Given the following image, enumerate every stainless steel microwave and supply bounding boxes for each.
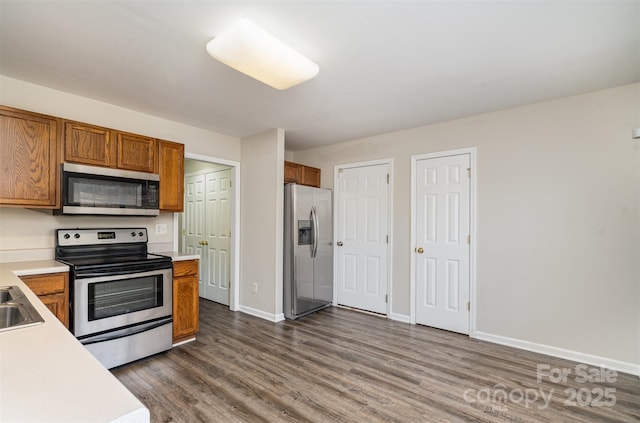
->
[57,163,160,216]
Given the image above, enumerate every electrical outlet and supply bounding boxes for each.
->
[155,224,167,235]
[252,282,258,293]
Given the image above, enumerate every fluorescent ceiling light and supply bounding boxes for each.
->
[206,18,319,90]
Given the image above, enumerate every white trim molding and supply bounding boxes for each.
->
[475,331,640,377]
[238,305,285,323]
[183,152,241,312]
[389,313,411,324]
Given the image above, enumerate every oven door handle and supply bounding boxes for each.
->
[79,317,172,345]
[75,266,171,279]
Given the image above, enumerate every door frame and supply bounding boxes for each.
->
[333,158,394,317]
[410,147,477,336]
[174,152,241,312]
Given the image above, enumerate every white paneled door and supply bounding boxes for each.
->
[414,153,470,334]
[204,170,232,305]
[184,168,232,305]
[336,163,389,314]
[184,173,205,285]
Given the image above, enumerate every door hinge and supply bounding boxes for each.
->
[467,302,470,311]
[385,294,388,303]
[467,168,471,178]
[467,234,471,244]
[338,168,344,175]
[386,173,390,184]
[386,235,389,244]
[229,179,232,188]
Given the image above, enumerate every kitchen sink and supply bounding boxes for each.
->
[0,286,44,332]
[0,287,13,303]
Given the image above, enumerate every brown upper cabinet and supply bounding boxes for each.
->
[64,121,116,168]
[116,132,157,173]
[0,107,61,208]
[0,105,185,212]
[157,140,184,212]
[284,161,321,188]
[65,121,157,173]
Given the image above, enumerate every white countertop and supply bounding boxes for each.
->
[0,261,149,423]
[155,251,200,261]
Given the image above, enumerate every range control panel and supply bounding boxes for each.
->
[57,228,148,246]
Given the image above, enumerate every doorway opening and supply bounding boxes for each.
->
[175,153,240,311]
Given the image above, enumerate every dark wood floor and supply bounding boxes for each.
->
[113,300,640,422]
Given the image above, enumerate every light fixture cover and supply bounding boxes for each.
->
[206,18,319,90]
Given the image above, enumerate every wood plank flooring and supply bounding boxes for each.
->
[113,300,640,422]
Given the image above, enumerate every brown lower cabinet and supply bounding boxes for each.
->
[19,272,69,328]
[172,259,199,344]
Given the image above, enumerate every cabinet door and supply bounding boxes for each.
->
[39,293,69,328]
[284,161,301,184]
[116,132,157,172]
[158,140,185,212]
[173,273,199,343]
[19,272,69,328]
[64,121,115,167]
[0,107,60,207]
[301,165,321,188]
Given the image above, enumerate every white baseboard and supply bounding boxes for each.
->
[238,305,285,323]
[475,331,640,377]
[390,312,411,323]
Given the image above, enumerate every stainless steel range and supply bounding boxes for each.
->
[56,228,173,369]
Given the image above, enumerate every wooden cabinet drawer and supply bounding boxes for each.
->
[19,273,67,296]
[173,260,198,277]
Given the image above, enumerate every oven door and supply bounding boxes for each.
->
[74,268,172,338]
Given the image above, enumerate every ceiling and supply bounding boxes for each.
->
[1,1,638,151]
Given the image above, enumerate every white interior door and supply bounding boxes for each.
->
[336,164,389,314]
[414,153,470,334]
[184,174,205,295]
[203,169,231,305]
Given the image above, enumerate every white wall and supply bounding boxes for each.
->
[0,76,241,258]
[293,83,640,368]
[239,129,285,320]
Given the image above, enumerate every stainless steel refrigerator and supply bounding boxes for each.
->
[284,184,333,319]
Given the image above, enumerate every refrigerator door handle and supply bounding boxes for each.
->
[311,206,319,258]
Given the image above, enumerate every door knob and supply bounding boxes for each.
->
[337,241,344,246]
[204,241,208,246]
[415,247,424,254]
